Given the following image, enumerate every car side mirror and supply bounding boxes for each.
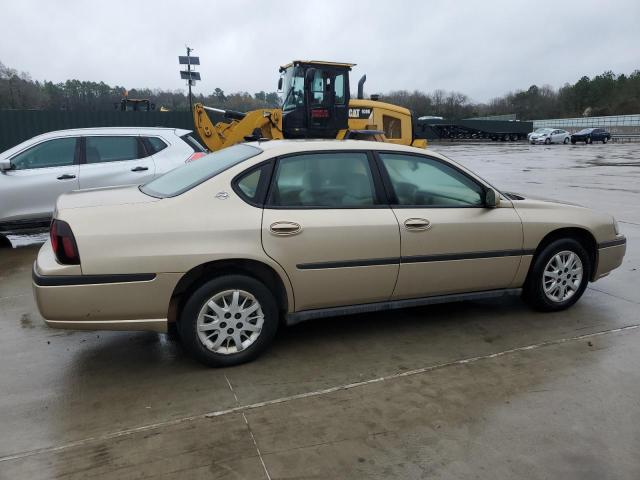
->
[0,159,12,172]
[277,77,283,91]
[485,188,500,208]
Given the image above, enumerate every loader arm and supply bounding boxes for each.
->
[193,104,284,151]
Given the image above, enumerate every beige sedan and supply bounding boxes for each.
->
[33,140,626,366]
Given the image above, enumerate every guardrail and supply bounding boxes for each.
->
[611,134,640,143]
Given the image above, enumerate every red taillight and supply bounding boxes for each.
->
[185,152,206,163]
[50,219,80,265]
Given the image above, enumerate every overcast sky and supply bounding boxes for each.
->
[2,0,639,102]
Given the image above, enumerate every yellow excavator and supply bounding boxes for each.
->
[193,60,427,151]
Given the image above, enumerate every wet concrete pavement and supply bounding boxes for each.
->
[0,142,638,479]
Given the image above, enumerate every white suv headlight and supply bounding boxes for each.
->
[613,218,620,235]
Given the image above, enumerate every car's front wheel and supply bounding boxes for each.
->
[523,238,591,311]
[179,275,279,367]
[563,137,569,144]
[544,138,551,145]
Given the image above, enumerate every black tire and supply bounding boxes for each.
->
[602,137,608,144]
[166,321,181,341]
[586,136,591,144]
[571,139,576,144]
[544,138,551,145]
[179,275,279,367]
[523,238,591,312]
[563,137,569,144]
[0,234,11,248]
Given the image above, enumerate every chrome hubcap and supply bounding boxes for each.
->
[196,289,264,354]
[542,250,583,302]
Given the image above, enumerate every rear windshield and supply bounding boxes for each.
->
[140,144,262,198]
[181,133,207,152]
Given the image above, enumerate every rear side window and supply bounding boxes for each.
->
[85,136,140,163]
[145,137,168,154]
[10,138,77,170]
[140,144,262,198]
[181,133,206,152]
[268,152,376,207]
[233,164,271,205]
[236,168,263,200]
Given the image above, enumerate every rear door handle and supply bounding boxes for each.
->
[270,221,302,236]
[56,174,76,180]
[404,218,431,231]
[131,166,149,172]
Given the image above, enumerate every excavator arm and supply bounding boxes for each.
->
[193,104,284,151]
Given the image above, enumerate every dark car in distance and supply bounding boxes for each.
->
[571,128,611,144]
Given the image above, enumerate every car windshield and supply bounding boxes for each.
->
[140,144,262,198]
[576,128,594,134]
[538,128,553,134]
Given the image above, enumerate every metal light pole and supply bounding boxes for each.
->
[179,48,201,112]
[187,46,193,113]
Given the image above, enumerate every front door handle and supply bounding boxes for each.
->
[131,166,149,172]
[270,221,302,236]
[404,218,431,231]
[56,174,76,180]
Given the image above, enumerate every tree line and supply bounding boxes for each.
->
[381,70,640,119]
[1,61,638,119]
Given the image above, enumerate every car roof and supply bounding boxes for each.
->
[244,139,438,157]
[26,127,191,141]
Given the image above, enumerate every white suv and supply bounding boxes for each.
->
[0,127,206,237]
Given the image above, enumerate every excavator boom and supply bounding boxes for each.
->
[193,104,283,151]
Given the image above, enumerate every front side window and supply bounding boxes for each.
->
[10,138,76,170]
[379,153,484,207]
[85,136,139,163]
[141,144,261,198]
[268,152,376,207]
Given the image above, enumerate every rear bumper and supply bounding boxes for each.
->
[594,236,626,280]
[32,254,181,332]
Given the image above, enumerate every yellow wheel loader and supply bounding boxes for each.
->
[193,60,427,151]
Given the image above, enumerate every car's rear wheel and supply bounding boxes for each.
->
[0,234,11,248]
[179,275,279,367]
[603,137,608,144]
[586,136,591,144]
[523,238,591,311]
[563,137,569,144]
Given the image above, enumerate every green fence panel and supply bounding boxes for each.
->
[0,110,194,152]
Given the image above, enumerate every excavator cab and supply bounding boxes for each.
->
[278,61,353,139]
